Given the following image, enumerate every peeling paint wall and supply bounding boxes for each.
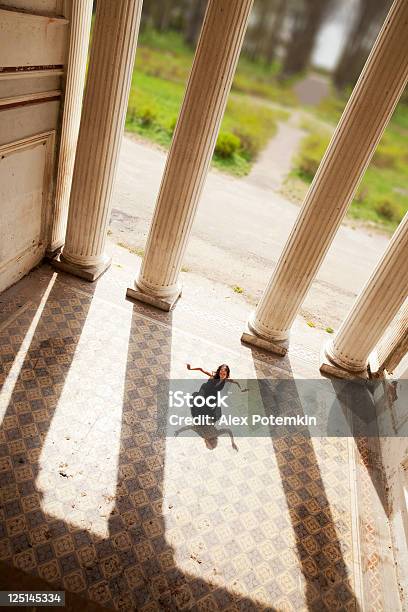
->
[0,1,69,293]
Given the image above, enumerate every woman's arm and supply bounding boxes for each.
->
[186,363,213,377]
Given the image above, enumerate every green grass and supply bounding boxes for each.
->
[312,88,350,124]
[125,29,291,175]
[137,28,297,105]
[126,28,408,231]
[291,104,408,231]
[126,69,287,176]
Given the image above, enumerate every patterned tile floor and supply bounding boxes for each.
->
[0,260,399,611]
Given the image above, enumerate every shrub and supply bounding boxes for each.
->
[137,105,157,126]
[374,200,403,223]
[215,132,241,159]
[295,132,331,181]
[222,98,283,161]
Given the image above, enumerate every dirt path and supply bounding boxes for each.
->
[245,112,305,191]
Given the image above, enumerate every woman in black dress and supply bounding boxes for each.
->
[186,363,246,423]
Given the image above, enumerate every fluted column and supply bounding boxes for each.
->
[48,0,93,254]
[372,300,408,376]
[127,0,253,310]
[323,213,408,376]
[242,0,408,354]
[54,0,143,281]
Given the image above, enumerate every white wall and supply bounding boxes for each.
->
[0,2,69,293]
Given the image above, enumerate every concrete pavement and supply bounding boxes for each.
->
[110,134,390,330]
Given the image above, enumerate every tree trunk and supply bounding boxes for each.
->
[184,0,207,46]
[280,0,327,78]
[247,0,272,60]
[265,0,286,63]
[334,0,392,90]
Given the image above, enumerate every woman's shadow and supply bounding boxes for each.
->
[174,422,238,451]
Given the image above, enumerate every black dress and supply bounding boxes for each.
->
[191,378,226,424]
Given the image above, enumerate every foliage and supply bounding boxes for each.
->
[215,132,241,159]
[294,131,331,182]
[136,29,297,106]
[292,114,408,231]
[232,285,244,294]
[313,88,349,124]
[223,98,287,160]
[125,66,284,175]
[374,200,402,223]
[392,103,408,131]
[372,131,408,171]
[124,26,407,230]
[137,105,157,126]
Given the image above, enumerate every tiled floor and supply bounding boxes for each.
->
[0,259,399,611]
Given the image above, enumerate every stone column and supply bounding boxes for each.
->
[48,0,93,254]
[322,213,408,377]
[242,0,408,355]
[372,300,408,376]
[53,0,143,281]
[127,0,253,310]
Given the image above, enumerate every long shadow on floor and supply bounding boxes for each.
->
[0,269,96,587]
[251,353,359,611]
[103,302,280,610]
[0,268,280,610]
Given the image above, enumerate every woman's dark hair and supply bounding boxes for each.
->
[213,364,230,379]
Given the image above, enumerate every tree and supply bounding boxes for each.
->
[280,0,330,78]
[245,0,272,60]
[141,0,185,32]
[334,0,392,90]
[242,0,288,64]
[184,0,207,47]
[264,0,286,64]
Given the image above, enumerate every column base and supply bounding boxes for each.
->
[45,243,63,259]
[50,253,111,281]
[367,352,386,379]
[241,323,288,356]
[319,347,370,380]
[126,286,182,312]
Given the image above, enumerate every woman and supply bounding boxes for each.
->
[186,363,246,423]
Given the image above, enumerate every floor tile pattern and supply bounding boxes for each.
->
[0,266,392,610]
